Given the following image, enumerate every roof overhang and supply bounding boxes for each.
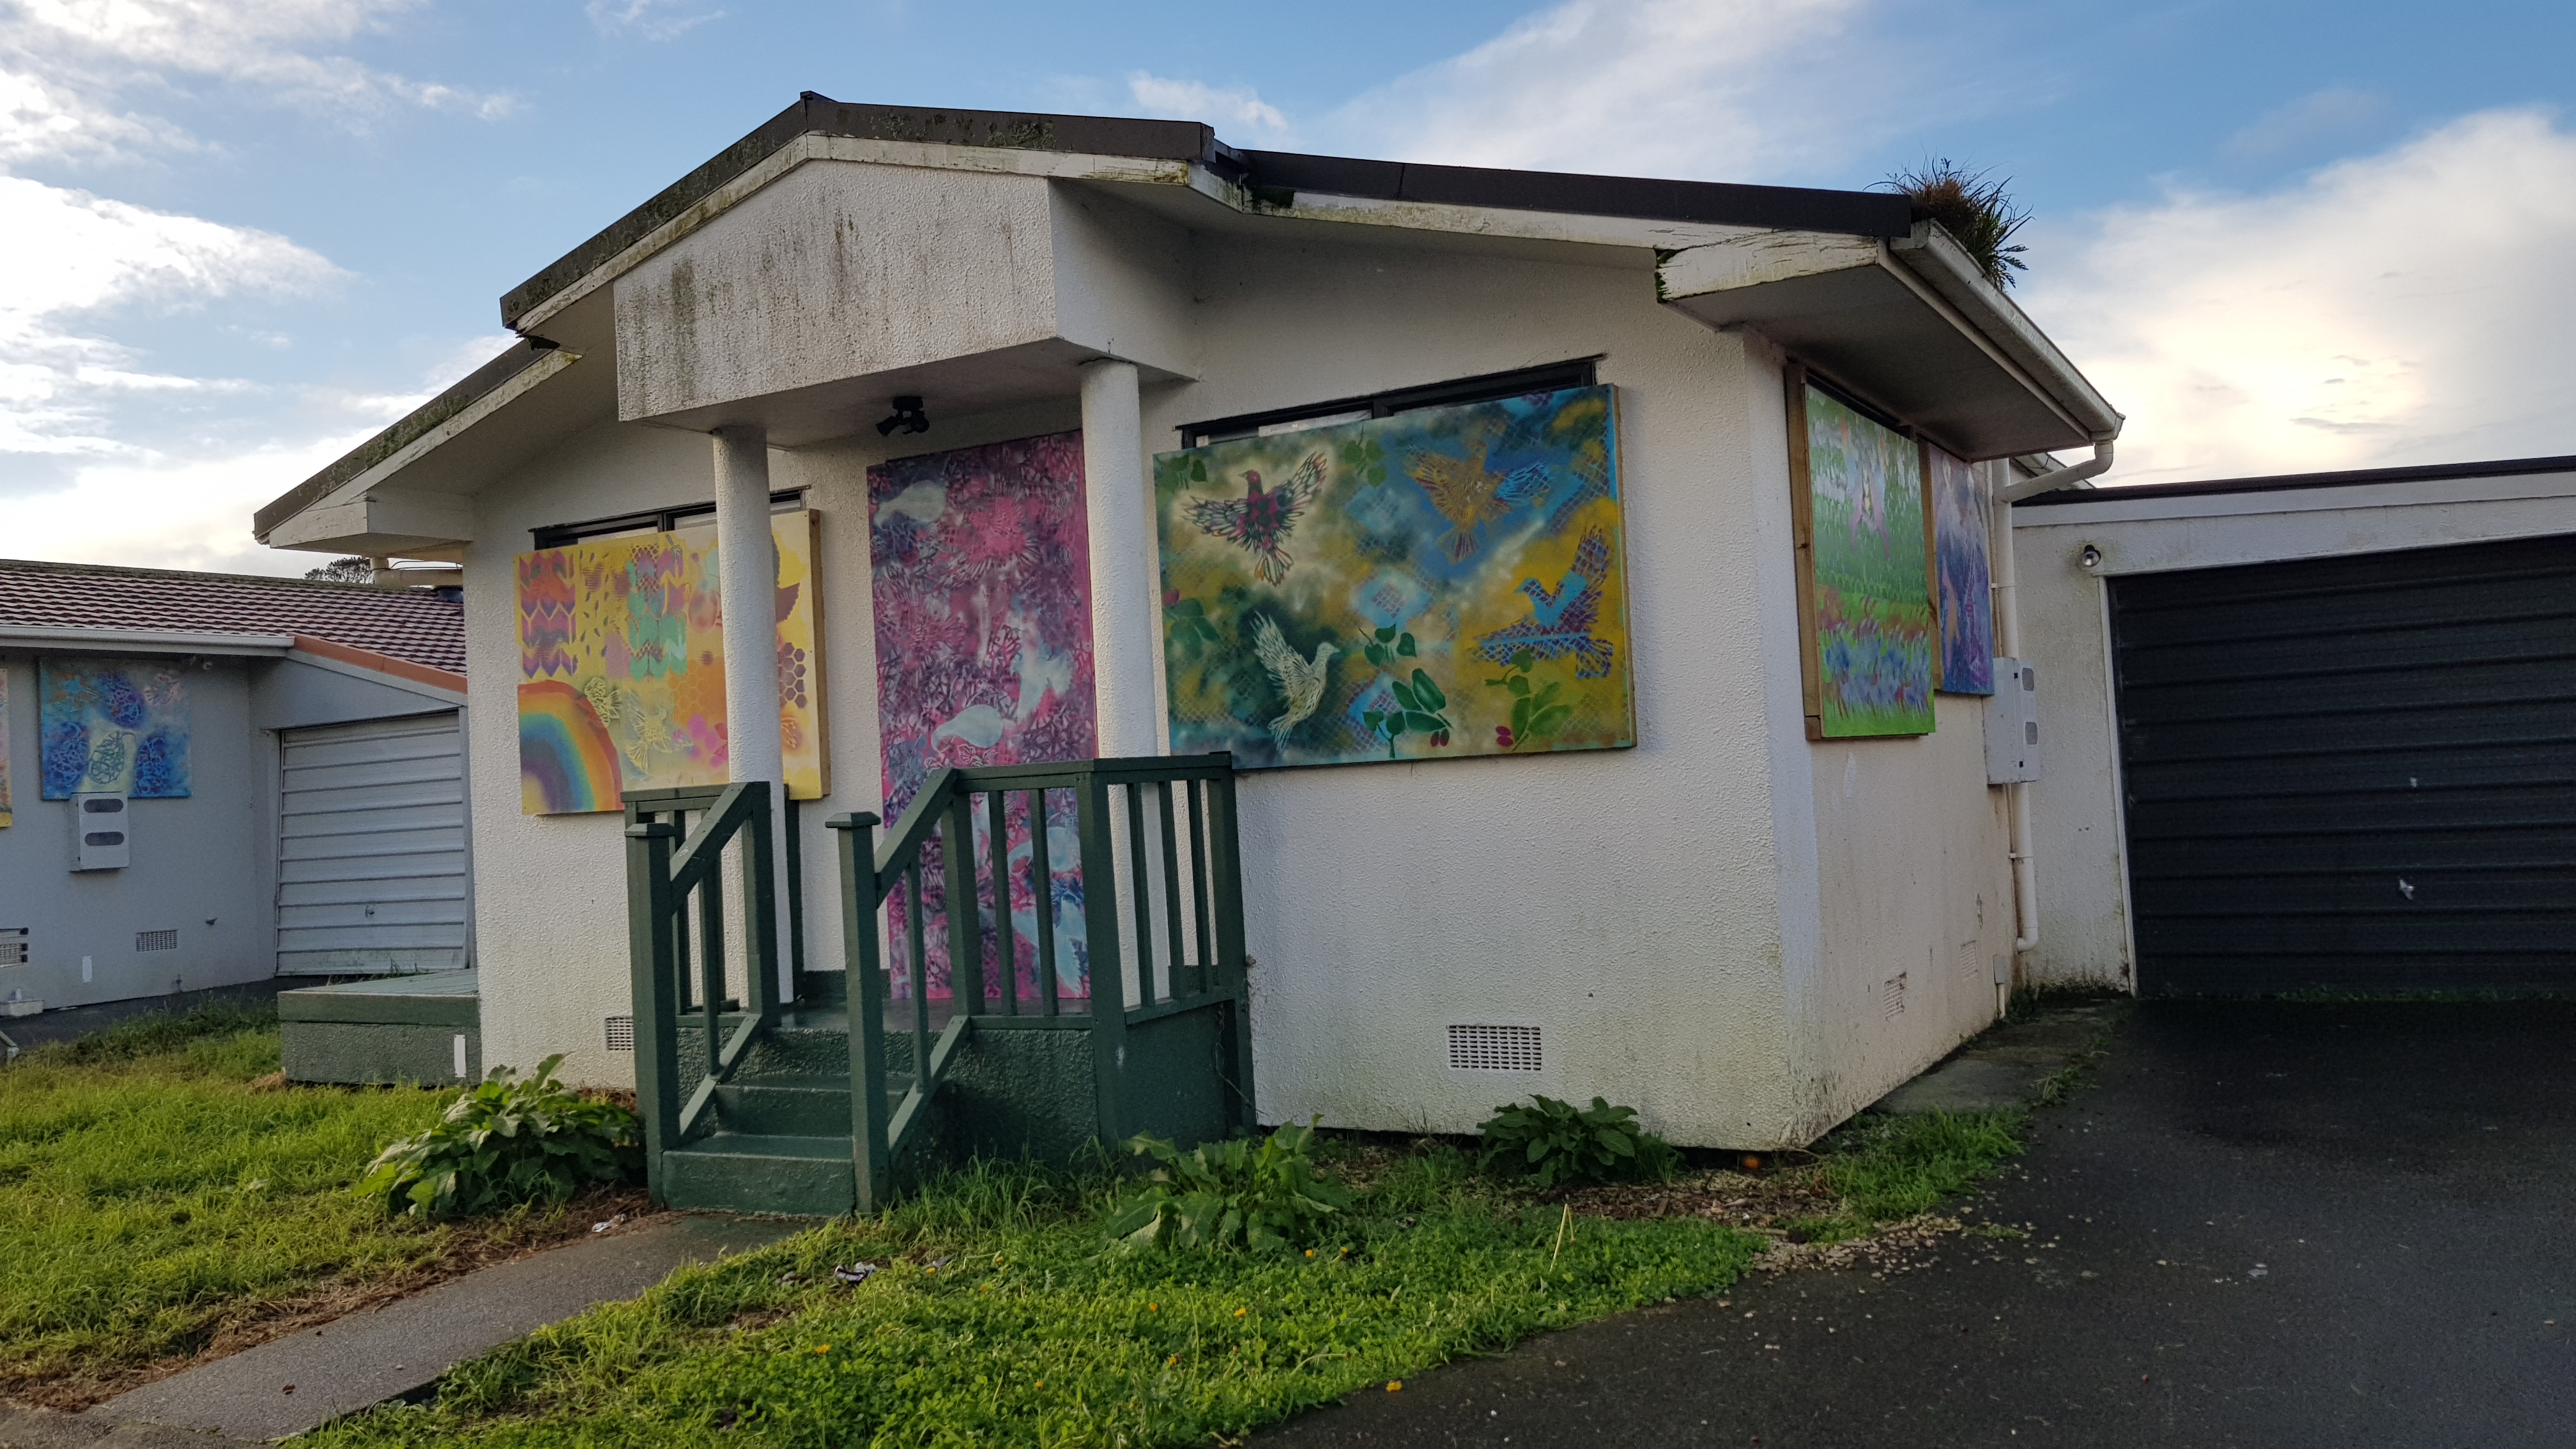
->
[1657,222,2122,461]
[256,340,599,556]
[0,627,293,656]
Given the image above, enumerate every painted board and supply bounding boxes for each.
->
[1797,383,1935,737]
[38,657,192,798]
[515,510,827,815]
[1158,384,1633,769]
[0,667,12,827]
[870,433,1097,1001]
[1929,442,1995,695]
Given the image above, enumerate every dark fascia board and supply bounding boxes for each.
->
[497,93,1915,331]
[1236,150,1913,238]
[251,339,560,539]
[2014,453,2576,508]
[499,95,1219,329]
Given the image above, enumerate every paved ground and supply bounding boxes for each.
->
[1262,1000,2576,1448]
[89,1214,795,1443]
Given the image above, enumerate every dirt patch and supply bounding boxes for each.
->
[4,1183,661,1413]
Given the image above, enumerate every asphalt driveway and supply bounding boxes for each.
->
[1261,1000,2576,1448]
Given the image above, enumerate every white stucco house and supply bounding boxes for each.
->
[250,95,2122,1190]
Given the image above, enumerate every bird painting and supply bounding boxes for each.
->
[1406,440,1551,562]
[1250,614,1335,742]
[1186,452,1326,584]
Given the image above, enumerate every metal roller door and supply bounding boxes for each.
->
[277,713,470,974]
[2110,533,2576,995]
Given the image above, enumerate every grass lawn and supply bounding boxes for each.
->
[307,1110,2028,1448]
[0,1006,626,1407]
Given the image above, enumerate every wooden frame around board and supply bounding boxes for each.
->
[1782,360,1947,741]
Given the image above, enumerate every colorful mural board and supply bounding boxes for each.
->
[1797,383,1935,737]
[515,510,827,814]
[1929,442,1995,695]
[38,657,192,799]
[1158,385,1633,769]
[870,433,1098,1002]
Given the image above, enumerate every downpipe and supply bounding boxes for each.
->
[1994,439,2114,1003]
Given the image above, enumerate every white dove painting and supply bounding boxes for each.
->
[1157,385,1636,769]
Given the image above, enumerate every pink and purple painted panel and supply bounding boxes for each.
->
[868,432,1097,1002]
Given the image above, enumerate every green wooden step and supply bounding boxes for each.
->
[659,1132,854,1216]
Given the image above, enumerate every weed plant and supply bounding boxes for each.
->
[1476,1095,1679,1188]
[1107,1121,1353,1254]
[0,1008,455,1396]
[361,1055,641,1218]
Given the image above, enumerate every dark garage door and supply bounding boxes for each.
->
[2110,532,2576,995]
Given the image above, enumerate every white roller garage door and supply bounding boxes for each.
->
[277,713,470,975]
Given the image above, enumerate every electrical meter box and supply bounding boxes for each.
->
[72,792,131,871]
[1984,659,2040,784]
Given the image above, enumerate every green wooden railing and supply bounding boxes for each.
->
[622,782,803,1201]
[829,753,1254,1213]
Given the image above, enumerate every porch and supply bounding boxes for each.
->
[622,755,1253,1215]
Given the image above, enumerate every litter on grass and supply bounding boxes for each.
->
[832,1262,879,1285]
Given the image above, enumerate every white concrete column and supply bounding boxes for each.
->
[714,424,793,1002]
[714,425,783,786]
[1080,359,1162,759]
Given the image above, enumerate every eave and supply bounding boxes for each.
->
[1657,222,2122,461]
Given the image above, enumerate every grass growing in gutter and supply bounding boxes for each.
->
[309,1146,1771,1448]
[0,1006,613,1407]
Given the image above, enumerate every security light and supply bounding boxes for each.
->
[876,395,930,436]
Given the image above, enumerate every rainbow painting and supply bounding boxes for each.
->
[518,679,623,814]
[514,510,827,814]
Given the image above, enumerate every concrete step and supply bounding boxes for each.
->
[710,1074,908,1137]
[660,1132,856,1216]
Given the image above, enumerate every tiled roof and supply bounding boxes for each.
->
[0,559,466,674]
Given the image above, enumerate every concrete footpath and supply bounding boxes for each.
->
[1261,1000,2576,1448]
[20,1213,797,1445]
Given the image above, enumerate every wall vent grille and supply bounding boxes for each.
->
[0,929,26,967]
[1446,1024,1542,1073]
[1881,972,1908,1020]
[135,930,178,953]
[604,1015,635,1052]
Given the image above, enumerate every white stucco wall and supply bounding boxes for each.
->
[2016,472,2576,989]
[0,654,275,1009]
[463,166,2023,1146]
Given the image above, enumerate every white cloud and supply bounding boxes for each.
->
[1326,0,1877,178]
[585,0,725,42]
[2022,109,2576,483]
[6,430,380,574]
[1126,73,1287,137]
[6,334,513,576]
[0,0,508,167]
[0,173,341,457]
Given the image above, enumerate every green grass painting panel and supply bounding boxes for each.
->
[1804,386,1935,737]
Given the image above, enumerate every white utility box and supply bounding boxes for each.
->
[1984,659,2040,784]
[72,792,131,870]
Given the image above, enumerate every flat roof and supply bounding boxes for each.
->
[2015,453,2576,509]
[499,93,1916,330]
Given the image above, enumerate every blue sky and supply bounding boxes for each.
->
[4,0,2573,572]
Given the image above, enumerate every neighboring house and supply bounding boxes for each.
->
[250,95,2120,1184]
[0,560,470,1017]
[2015,456,2576,996]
